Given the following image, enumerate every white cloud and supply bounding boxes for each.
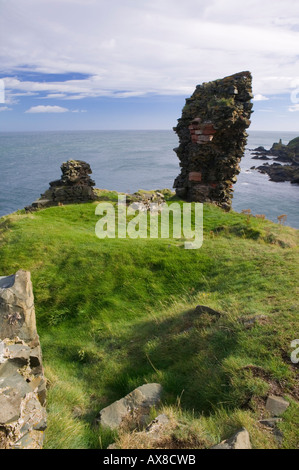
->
[0,0,299,99]
[25,105,69,113]
[253,94,269,101]
[41,93,67,99]
[0,106,12,112]
[288,104,299,112]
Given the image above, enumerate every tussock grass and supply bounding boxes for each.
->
[0,198,298,449]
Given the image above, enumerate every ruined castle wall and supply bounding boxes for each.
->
[26,159,96,211]
[0,271,47,449]
[173,71,253,210]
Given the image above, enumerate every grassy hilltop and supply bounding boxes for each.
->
[0,191,298,449]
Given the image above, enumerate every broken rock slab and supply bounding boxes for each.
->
[211,428,252,449]
[98,383,163,430]
[265,395,290,417]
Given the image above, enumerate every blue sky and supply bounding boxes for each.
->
[0,0,298,131]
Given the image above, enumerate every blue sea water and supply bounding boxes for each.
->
[0,130,298,228]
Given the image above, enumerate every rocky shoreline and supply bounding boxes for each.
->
[250,136,299,184]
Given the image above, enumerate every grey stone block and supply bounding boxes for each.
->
[266,395,290,417]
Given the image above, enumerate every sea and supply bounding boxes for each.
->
[0,130,298,228]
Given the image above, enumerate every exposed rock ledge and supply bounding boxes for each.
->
[0,270,47,449]
[250,136,299,184]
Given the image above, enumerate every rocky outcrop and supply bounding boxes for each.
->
[251,137,299,184]
[0,270,46,449]
[256,163,299,184]
[98,383,163,430]
[173,71,253,210]
[26,160,96,211]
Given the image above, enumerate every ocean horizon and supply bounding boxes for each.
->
[0,129,298,228]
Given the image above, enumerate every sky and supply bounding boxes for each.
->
[0,0,298,131]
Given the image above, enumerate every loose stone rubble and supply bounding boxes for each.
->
[0,270,46,449]
[26,160,96,211]
[173,71,253,210]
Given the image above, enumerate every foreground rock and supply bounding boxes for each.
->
[211,428,252,449]
[0,270,47,449]
[26,159,96,211]
[173,71,253,210]
[98,383,163,430]
[251,136,299,184]
[265,395,289,417]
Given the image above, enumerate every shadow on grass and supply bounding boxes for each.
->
[55,309,240,415]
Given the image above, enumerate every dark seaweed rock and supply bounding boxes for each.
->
[257,163,299,184]
[254,136,299,184]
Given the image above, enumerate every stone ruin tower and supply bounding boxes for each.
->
[27,160,96,210]
[173,71,253,210]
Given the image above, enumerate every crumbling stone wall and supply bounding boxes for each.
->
[26,159,96,210]
[173,71,253,210]
[0,270,46,449]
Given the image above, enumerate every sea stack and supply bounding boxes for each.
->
[173,71,253,210]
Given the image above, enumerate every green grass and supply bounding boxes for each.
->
[0,197,298,449]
